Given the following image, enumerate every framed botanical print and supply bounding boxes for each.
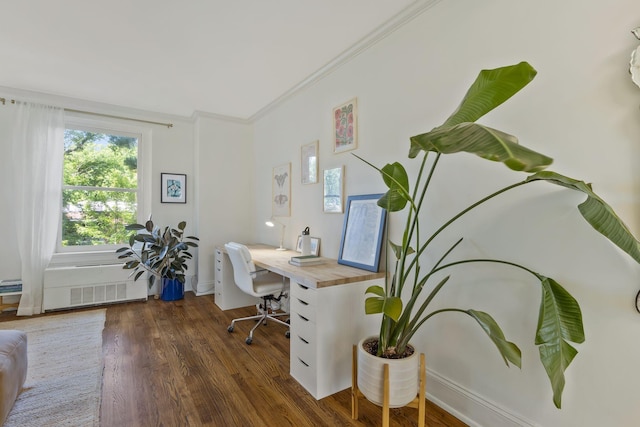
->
[301,140,318,184]
[272,163,291,216]
[338,194,386,272]
[161,173,186,203]
[323,166,344,213]
[333,97,358,153]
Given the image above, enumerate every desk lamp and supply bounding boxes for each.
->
[265,217,286,250]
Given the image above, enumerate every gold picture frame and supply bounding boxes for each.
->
[332,97,358,153]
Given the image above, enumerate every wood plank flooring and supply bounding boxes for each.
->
[2,293,468,426]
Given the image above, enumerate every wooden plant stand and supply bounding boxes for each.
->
[351,345,426,427]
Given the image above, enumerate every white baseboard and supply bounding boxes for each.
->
[426,369,537,427]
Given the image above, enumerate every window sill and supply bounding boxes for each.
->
[49,250,123,268]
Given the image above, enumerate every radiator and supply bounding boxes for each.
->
[43,264,147,311]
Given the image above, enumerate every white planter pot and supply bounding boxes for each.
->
[357,336,419,408]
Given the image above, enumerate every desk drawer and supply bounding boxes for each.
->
[291,282,317,306]
[290,354,318,397]
[291,311,315,339]
[290,296,316,323]
[291,331,316,367]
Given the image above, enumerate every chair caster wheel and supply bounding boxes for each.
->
[245,337,253,345]
[227,325,234,333]
[285,331,290,339]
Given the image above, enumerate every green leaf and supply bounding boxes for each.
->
[410,123,552,172]
[527,171,640,263]
[377,162,410,212]
[124,260,139,269]
[382,297,403,321]
[467,309,522,368]
[365,285,403,321]
[365,285,385,297]
[535,276,584,408]
[125,223,145,231]
[365,296,384,314]
[177,221,186,230]
[443,61,537,127]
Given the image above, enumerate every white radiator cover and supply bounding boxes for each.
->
[43,264,147,311]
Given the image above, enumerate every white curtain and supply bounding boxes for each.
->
[11,103,64,316]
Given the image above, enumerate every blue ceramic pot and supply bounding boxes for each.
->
[161,277,184,301]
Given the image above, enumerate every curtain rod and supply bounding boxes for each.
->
[0,97,173,128]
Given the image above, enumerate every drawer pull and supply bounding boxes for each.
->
[297,314,309,322]
[297,335,309,344]
[297,357,309,367]
[297,298,309,306]
[297,283,309,290]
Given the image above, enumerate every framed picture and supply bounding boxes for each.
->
[323,166,344,213]
[333,97,358,153]
[161,173,186,203]
[338,194,386,272]
[301,140,318,184]
[295,236,321,256]
[272,163,291,217]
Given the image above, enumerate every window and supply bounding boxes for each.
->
[59,119,148,252]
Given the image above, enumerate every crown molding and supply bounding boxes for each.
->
[249,0,443,122]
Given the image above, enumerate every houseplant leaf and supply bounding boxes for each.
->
[527,171,640,263]
[410,123,553,172]
[467,309,522,368]
[443,61,538,127]
[535,276,584,408]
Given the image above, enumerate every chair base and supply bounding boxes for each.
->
[227,296,290,345]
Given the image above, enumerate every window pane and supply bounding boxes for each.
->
[62,128,139,248]
[62,189,137,247]
[64,129,137,189]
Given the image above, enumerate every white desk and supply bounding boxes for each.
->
[215,244,385,399]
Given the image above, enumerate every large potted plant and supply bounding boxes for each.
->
[355,61,640,409]
[116,218,199,301]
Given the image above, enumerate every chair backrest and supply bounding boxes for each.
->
[224,242,258,296]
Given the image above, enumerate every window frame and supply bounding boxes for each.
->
[53,114,152,263]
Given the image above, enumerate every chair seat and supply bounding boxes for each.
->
[252,272,287,296]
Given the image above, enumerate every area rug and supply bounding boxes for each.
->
[0,309,106,427]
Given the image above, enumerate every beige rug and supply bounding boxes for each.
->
[0,309,106,427]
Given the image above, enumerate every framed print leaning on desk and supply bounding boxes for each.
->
[338,194,386,272]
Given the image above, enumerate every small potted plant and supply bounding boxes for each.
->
[355,61,640,409]
[116,218,199,301]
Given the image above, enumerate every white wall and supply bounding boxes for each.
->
[194,113,254,294]
[252,0,640,425]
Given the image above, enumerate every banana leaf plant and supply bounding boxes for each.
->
[357,61,640,409]
[116,218,199,288]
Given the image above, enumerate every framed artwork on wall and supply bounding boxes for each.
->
[296,236,321,256]
[272,163,291,217]
[161,173,186,203]
[301,140,318,184]
[323,166,344,213]
[338,194,386,272]
[332,97,358,153]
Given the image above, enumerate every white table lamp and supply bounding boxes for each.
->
[265,218,286,250]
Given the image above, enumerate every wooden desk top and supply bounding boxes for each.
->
[223,244,385,289]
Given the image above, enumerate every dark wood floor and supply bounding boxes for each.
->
[2,293,467,426]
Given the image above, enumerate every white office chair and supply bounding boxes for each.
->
[224,242,290,345]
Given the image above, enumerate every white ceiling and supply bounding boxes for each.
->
[0,0,429,119]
